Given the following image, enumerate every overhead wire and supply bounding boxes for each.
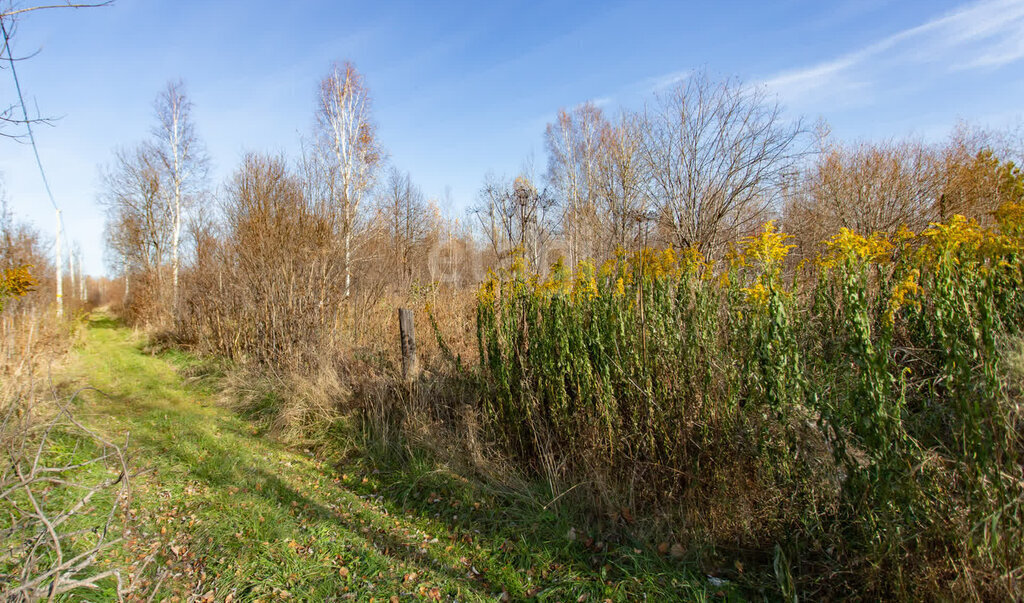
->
[0,13,59,211]
[2,12,79,308]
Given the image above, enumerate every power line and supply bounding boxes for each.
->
[0,14,59,212]
[1,14,81,315]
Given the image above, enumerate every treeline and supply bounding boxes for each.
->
[100,63,1024,598]
[105,68,1022,347]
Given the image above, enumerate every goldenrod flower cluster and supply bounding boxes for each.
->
[820,228,895,268]
[921,215,985,258]
[732,220,795,272]
[885,269,921,326]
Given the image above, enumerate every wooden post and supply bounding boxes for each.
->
[398,308,418,382]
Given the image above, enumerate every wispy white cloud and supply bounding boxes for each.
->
[761,0,1024,108]
[642,69,690,93]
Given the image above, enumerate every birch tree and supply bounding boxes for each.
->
[596,111,647,255]
[545,102,604,266]
[315,61,381,298]
[153,81,207,315]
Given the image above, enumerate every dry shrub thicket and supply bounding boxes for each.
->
[100,66,1024,597]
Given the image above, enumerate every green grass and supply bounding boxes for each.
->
[38,312,722,601]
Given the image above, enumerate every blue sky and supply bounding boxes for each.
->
[2,0,1023,275]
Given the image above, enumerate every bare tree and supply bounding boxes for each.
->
[315,61,382,298]
[641,71,807,258]
[545,102,605,265]
[784,135,941,258]
[100,143,173,319]
[595,111,647,255]
[377,167,436,287]
[214,152,344,366]
[152,81,207,315]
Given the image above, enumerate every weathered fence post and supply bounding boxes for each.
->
[398,308,418,382]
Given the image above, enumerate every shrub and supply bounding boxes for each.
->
[473,210,1024,597]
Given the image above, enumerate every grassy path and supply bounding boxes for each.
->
[55,314,718,601]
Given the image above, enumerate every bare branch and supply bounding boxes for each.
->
[0,2,113,19]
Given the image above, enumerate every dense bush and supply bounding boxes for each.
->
[474,207,1024,597]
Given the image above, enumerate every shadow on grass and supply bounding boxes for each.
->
[331,444,715,600]
[72,315,715,600]
[79,385,500,598]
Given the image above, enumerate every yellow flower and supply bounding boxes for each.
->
[1,265,36,298]
[741,281,769,309]
[632,248,663,279]
[895,224,916,243]
[477,273,499,306]
[995,201,1024,239]
[819,228,893,268]
[599,258,617,279]
[737,221,796,272]
[0,265,37,312]
[885,269,921,325]
[538,258,571,297]
[658,248,678,277]
[921,215,986,263]
[509,246,527,276]
[573,260,599,301]
[677,246,708,275]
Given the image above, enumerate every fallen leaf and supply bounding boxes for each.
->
[657,542,670,555]
[670,543,685,558]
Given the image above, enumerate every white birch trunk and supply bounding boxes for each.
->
[55,209,63,318]
[171,106,182,316]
